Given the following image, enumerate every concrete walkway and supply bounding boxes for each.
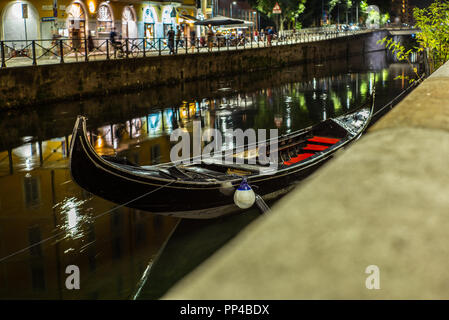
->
[164,60,449,299]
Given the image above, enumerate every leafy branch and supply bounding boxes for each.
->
[377,37,423,84]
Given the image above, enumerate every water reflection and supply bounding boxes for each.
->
[0,50,419,299]
[56,197,90,240]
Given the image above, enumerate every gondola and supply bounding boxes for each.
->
[69,96,374,219]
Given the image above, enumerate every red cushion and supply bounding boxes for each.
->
[303,144,329,151]
[308,136,340,144]
[283,153,314,166]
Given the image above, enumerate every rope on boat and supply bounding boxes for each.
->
[372,81,419,120]
[255,194,271,214]
[0,179,176,264]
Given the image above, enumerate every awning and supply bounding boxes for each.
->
[179,14,198,21]
[194,15,246,26]
[218,20,254,29]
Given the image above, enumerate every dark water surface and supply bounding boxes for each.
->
[0,51,417,299]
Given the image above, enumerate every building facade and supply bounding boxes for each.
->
[0,0,198,45]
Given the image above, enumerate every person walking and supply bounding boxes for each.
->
[207,25,214,52]
[50,29,61,59]
[110,28,118,45]
[267,27,273,46]
[190,30,196,52]
[87,31,94,53]
[109,28,120,58]
[175,25,182,54]
[167,27,175,55]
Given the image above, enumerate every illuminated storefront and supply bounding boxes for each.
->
[142,5,157,39]
[0,0,197,42]
[67,1,87,48]
[96,2,113,38]
[178,6,197,38]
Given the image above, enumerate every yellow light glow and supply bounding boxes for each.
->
[88,0,95,14]
[96,136,103,148]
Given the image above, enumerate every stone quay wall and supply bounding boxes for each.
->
[0,30,388,109]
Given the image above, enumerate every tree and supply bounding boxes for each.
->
[414,0,449,72]
[377,0,449,83]
[249,0,307,31]
[300,0,323,26]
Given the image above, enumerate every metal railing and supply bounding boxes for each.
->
[0,29,369,69]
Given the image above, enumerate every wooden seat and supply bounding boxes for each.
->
[302,144,329,151]
[308,136,340,144]
[283,153,314,166]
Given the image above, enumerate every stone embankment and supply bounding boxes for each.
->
[164,60,449,299]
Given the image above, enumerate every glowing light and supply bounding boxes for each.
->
[297,93,307,112]
[331,92,342,112]
[149,114,160,128]
[147,113,161,135]
[25,158,32,171]
[96,136,103,148]
[163,109,174,131]
[382,69,389,84]
[180,108,188,119]
[88,0,96,14]
[360,81,368,96]
[369,73,375,94]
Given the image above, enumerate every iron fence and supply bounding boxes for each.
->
[0,29,368,68]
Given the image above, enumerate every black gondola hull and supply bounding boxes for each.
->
[69,100,373,218]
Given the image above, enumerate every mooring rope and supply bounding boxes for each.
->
[0,179,176,263]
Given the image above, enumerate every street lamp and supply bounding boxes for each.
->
[230,1,237,18]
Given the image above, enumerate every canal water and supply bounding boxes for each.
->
[0,50,418,299]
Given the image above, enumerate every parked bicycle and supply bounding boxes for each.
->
[8,43,29,58]
[112,41,139,58]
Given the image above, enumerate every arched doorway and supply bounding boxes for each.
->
[122,6,137,39]
[2,1,39,48]
[162,6,176,37]
[97,2,114,38]
[143,6,157,39]
[67,1,87,50]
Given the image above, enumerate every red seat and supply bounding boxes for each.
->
[303,144,329,151]
[308,136,340,144]
[283,153,314,166]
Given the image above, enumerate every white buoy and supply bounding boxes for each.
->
[234,178,256,209]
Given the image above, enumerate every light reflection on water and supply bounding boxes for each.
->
[0,51,418,299]
[56,197,90,240]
